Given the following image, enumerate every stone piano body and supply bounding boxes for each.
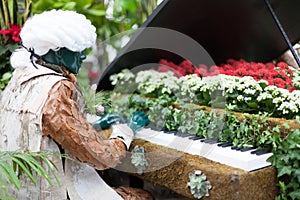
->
[97,0,300,199]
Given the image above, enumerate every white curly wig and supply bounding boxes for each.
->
[20,9,97,56]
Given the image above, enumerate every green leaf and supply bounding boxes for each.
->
[247,101,258,108]
[121,0,138,12]
[278,166,292,177]
[0,162,20,190]
[290,190,300,200]
[0,195,15,200]
[74,0,92,8]
[11,157,36,184]
[62,2,77,10]
[39,156,60,186]
[52,2,65,8]
[83,8,106,16]
[283,123,290,129]
[1,72,12,81]
[13,154,52,185]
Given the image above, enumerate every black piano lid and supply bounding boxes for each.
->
[97,0,300,91]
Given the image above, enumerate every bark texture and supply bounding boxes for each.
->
[42,80,126,170]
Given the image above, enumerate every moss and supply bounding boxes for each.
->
[126,139,279,200]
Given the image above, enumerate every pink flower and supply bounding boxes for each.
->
[96,105,105,113]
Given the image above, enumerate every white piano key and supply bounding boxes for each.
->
[135,128,272,171]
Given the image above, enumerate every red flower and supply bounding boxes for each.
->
[276,62,289,70]
[157,58,296,92]
[0,24,21,43]
[208,65,220,76]
[180,60,194,74]
[157,65,171,73]
[88,70,100,83]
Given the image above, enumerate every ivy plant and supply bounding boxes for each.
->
[268,128,300,200]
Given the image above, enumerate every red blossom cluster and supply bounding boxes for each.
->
[157,58,295,92]
[158,59,195,76]
[0,24,21,43]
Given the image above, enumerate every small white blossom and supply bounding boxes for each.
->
[244,88,257,95]
[237,95,244,101]
[244,97,252,101]
[257,92,272,101]
[273,97,284,104]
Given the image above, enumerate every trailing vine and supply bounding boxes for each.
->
[268,126,300,200]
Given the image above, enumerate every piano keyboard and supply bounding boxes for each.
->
[134,128,272,172]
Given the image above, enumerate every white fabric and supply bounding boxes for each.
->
[0,59,66,152]
[109,124,134,149]
[20,9,96,55]
[0,61,67,199]
[65,157,123,200]
[10,48,33,69]
[0,59,123,199]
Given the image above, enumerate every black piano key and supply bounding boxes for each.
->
[203,139,219,144]
[217,142,233,147]
[235,146,243,151]
[164,130,177,134]
[254,148,271,155]
[175,132,190,138]
[188,135,203,140]
[240,147,255,152]
[231,146,239,150]
[200,138,206,142]
[217,142,224,146]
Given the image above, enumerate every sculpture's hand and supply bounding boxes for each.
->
[109,112,150,149]
[127,112,150,133]
[92,113,125,130]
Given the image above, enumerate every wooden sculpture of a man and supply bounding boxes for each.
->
[0,9,152,200]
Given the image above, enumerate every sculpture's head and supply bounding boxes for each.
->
[20,9,96,74]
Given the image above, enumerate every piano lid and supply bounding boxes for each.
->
[97,0,300,90]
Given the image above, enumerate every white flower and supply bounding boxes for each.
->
[257,92,273,101]
[258,80,268,85]
[237,95,244,101]
[278,101,299,114]
[244,97,252,101]
[273,97,284,104]
[244,88,257,95]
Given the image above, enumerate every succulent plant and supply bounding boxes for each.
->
[187,170,212,199]
[131,146,148,174]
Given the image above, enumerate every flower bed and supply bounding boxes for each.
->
[108,59,300,146]
[105,59,300,199]
[111,64,300,119]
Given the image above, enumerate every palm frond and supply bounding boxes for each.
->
[0,150,67,197]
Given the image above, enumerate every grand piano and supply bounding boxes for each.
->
[97,0,300,199]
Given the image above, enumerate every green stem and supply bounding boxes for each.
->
[2,0,10,28]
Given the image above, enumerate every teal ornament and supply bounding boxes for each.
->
[41,47,86,74]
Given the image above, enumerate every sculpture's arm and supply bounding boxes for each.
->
[42,80,126,170]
